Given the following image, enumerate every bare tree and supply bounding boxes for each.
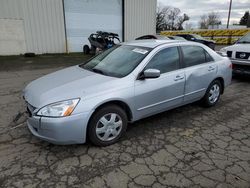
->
[156,6,170,32]
[168,8,181,30]
[156,5,189,32]
[199,15,208,29]
[176,13,190,30]
[199,12,221,29]
[207,12,221,27]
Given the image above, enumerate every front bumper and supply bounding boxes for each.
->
[27,112,91,145]
[230,59,250,75]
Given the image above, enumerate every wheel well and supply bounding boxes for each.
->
[214,77,225,94]
[93,101,133,121]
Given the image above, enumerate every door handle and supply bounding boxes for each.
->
[208,66,215,71]
[174,75,184,81]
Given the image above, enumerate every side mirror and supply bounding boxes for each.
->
[139,69,160,80]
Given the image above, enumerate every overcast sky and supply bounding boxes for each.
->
[158,0,250,28]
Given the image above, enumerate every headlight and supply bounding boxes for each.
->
[36,99,80,117]
[220,47,227,52]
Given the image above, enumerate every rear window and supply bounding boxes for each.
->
[182,46,206,67]
[205,50,214,62]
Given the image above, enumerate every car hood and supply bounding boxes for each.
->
[24,66,116,108]
[223,44,250,52]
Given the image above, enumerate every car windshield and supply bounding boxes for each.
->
[237,33,250,43]
[80,45,152,78]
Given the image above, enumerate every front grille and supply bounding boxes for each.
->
[235,52,250,60]
[227,51,232,58]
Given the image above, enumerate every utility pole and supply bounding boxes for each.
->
[226,0,232,29]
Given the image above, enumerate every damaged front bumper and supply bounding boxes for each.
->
[27,112,89,145]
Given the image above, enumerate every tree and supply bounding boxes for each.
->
[199,12,221,29]
[167,7,181,30]
[176,14,190,30]
[156,6,170,32]
[248,16,250,28]
[239,11,250,27]
[207,12,221,26]
[156,5,189,32]
[199,15,208,29]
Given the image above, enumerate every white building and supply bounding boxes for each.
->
[0,0,156,55]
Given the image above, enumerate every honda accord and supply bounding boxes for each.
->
[23,40,232,146]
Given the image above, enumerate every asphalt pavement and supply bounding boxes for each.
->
[0,54,250,188]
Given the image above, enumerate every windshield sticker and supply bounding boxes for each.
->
[132,48,148,54]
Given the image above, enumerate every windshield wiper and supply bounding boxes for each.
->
[92,68,107,76]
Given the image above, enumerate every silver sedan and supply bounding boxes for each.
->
[23,40,232,146]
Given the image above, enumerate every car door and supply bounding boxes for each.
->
[181,45,218,102]
[134,46,185,119]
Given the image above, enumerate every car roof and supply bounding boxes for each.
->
[122,39,186,48]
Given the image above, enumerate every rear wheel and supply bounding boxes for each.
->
[83,45,90,54]
[87,105,128,146]
[202,80,222,107]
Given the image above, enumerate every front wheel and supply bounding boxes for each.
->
[201,80,222,107]
[87,105,128,146]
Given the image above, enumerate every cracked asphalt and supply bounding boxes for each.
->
[0,55,250,188]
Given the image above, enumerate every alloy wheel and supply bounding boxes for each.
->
[208,84,220,104]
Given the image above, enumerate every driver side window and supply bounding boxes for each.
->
[145,47,180,74]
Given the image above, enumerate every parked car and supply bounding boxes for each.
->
[23,40,232,146]
[135,35,186,41]
[167,36,186,41]
[83,31,120,55]
[220,32,250,75]
[135,35,170,40]
[176,34,216,50]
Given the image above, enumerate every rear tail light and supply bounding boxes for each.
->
[229,63,233,69]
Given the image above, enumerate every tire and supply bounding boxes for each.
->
[87,105,128,146]
[83,45,90,54]
[201,80,222,107]
[24,53,36,57]
[90,46,96,55]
